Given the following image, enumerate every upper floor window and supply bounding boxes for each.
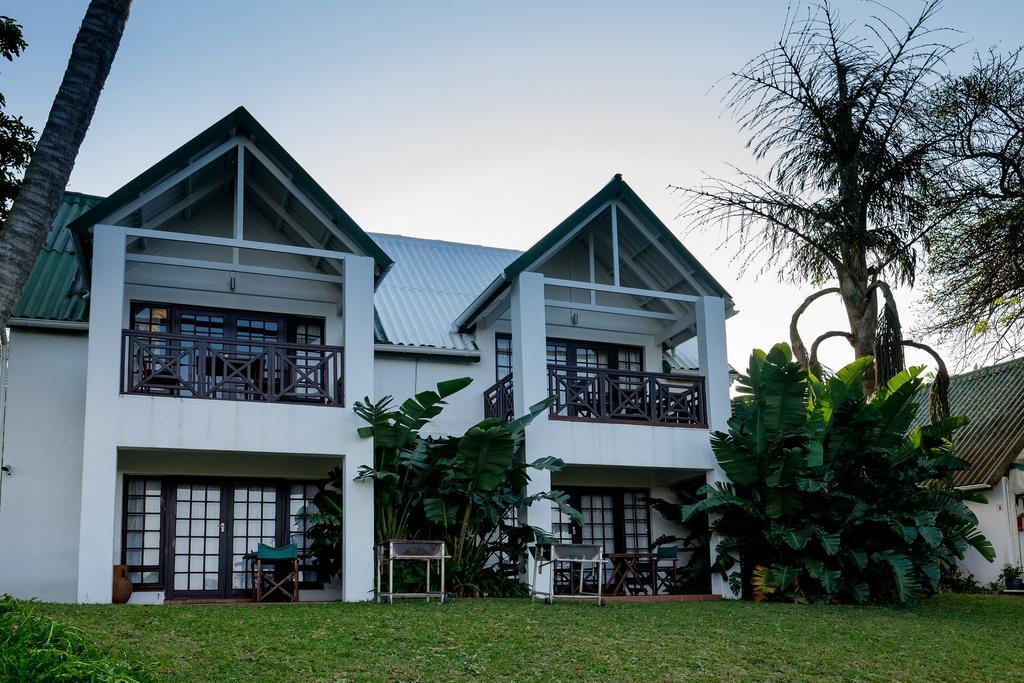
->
[494,333,643,380]
[495,334,513,380]
[130,302,324,345]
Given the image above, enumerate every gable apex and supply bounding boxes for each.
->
[67,106,392,286]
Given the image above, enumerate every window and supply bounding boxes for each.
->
[551,488,651,555]
[231,485,278,591]
[494,334,643,379]
[123,477,163,587]
[622,490,651,553]
[129,302,323,345]
[495,334,513,380]
[288,483,321,585]
[132,306,169,333]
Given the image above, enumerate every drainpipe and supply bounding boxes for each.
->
[0,328,9,508]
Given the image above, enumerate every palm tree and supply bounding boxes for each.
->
[0,0,131,327]
[676,0,956,395]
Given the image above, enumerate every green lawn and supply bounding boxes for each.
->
[34,594,1024,682]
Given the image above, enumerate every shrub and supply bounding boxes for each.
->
[683,343,995,606]
[0,594,152,682]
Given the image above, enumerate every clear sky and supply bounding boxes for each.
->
[4,1,1021,373]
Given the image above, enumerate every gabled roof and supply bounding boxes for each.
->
[11,192,101,323]
[67,106,393,283]
[911,357,1024,487]
[455,174,734,332]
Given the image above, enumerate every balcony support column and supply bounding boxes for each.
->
[511,272,551,572]
[341,255,375,601]
[696,295,738,598]
[77,225,127,603]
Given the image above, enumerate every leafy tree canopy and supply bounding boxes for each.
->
[0,16,35,225]
[922,49,1024,362]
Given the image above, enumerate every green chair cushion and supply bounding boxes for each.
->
[656,545,679,559]
[256,542,298,560]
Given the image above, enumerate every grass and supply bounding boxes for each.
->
[0,595,152,682]
[32,594,1024,682]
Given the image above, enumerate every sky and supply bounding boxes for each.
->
[4,0,1022,374]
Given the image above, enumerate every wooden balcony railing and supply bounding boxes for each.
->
[121,330,344,406]
[483,372,515,421]
[547,365,707,427]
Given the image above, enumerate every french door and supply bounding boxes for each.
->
[157,479,319,599]
[549,487,651,590]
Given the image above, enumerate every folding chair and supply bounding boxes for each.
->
[654,545,679,594]
[252,542,300,602]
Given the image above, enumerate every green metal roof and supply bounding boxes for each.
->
[68,106,393,284]
[910,357,1024,487]
[11,192,102,323]
[455,174,734,331]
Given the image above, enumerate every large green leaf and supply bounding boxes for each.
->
[818,568,842,594]
[781,527,811,550]
[769,563,799,590]
[872,551,918,605]
[437,377,473,398]
[423,497,456,526]
[918,525,943,548]
[815,528,841,556]
[920,560,941,590]
[452,424,517,492]
[766,488,803,519]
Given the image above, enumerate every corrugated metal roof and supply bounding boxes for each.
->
[369,232,521,351]
[11,192,102,322]
[911,357,1024,487]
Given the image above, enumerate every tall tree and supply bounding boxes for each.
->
[921,50,1024,362]
[0,0,131,327]
[0,16,36,224]
[676,0,956,393]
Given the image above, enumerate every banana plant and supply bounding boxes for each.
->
[350,381,580,597]
[684,342,994,606]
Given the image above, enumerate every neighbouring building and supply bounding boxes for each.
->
[0,107,737,604]
[912,358,1024,585]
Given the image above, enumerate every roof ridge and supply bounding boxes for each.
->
[62,191,106,202]
[951,356,1024,381]
[368,231,523,253]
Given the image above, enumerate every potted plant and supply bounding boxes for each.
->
[998,564,1023,591]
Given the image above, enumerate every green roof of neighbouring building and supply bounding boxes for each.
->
[11,192,103,323]
[911,356,1024,487]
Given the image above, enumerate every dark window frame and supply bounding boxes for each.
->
[494,333,645,380]
[130,301,325,345]
[120,476,165,591]
[552,486,651,554]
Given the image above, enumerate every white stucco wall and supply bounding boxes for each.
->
[961,478,1023,586]
[0,329,88,602]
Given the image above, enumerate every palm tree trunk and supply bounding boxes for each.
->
[0,0,131,326]
[834,232,879,392]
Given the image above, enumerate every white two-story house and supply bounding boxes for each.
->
[0,107,736,604]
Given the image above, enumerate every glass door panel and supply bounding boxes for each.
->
[172,483,224,595]
[231,485,278,591]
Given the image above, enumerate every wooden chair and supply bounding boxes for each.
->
[252,543,300,602]
[654,545,679,594]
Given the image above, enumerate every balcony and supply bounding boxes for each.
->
[121,330,344,406]
[483,366,707,428]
